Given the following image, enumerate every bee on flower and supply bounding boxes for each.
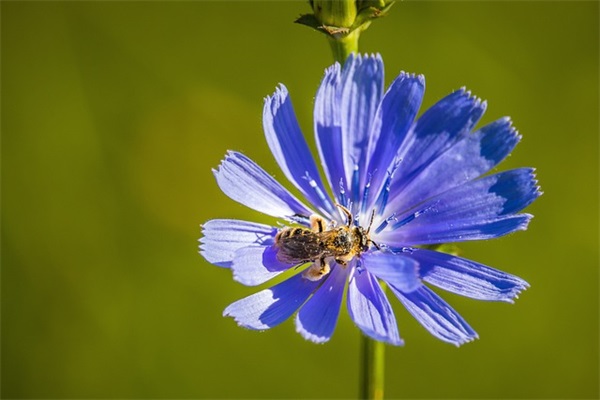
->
[200,54,540,346]
[274,203,378,281]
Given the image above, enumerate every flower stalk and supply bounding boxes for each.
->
[361,306,386,400]
[361,336,385,399]
[327,29,360,64]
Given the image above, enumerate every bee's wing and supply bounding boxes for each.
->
[277,232,323,264]
[317,230,342,254]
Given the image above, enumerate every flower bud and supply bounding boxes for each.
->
[313,0,357,29]
[296,0,395,62]
[297,0,394,38]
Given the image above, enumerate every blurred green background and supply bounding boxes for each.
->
[2,1,598,399]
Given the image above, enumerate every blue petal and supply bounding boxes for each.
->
[231,246,291,286]
[347,269,403,345]
[264,85,335,216]
[380,168,541,245]
[386,88,487,204]
[340,54,384,201]
[412,248,529,302]
[385,117,520,214]
[314,63,346,202]
[314,55,384,205]
[364,72,425,207]
[295,264,347,343]
[200,219,276,267]
[213,151,314,219]
[390,285,478,346]
[361,251,421,293]
[223,272,322,330]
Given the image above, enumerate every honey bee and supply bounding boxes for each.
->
[274,204,377,281]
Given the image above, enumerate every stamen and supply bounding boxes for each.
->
[351,163,360,206]
[391,213,419,230]
[375,214,397,234]
[386,246,415,254]
[374,159,401,216]
[303,171,335,215]
[390,202,438,230]
[338,178,347,209]
[375,180,390,216]
[360,172,373,215]
[377,243,391,252]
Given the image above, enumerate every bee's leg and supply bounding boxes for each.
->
[302,257,331,281]
[335,254,353,266]
[293,261,309,270]
[309,214,326,233]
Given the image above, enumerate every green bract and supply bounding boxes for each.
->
[296,0,395,62]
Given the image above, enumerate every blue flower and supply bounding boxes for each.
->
[200,54,540,346]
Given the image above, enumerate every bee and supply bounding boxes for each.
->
[274,204,377,281]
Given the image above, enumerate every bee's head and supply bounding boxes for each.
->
[352,226,371,252]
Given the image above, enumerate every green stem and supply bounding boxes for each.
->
[327,29,360,64]
[361,333,386,400]
[361,281,387,400]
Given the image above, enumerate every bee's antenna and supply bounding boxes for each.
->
[370,239,381,250]
[335,203,353,227]
[365,210,379,250]
[366,209,376,234]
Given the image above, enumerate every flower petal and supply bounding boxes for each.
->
[365,72,425,206]
[387,88,487,201]
[386,117,520,213]
[347,269,403,345]
[295,264,347,343]
[314,63,346,202]
[390,285,478,346]
[380,168,541,245]
[200,219,276,267]
[340,54,385,200]
[223,272,322,330]
[264,85,335,216]
[231,245,291,286]
[412,248,529,302]
[314,54,385,204]
[213,151,314,219]
[361,251,421,293]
